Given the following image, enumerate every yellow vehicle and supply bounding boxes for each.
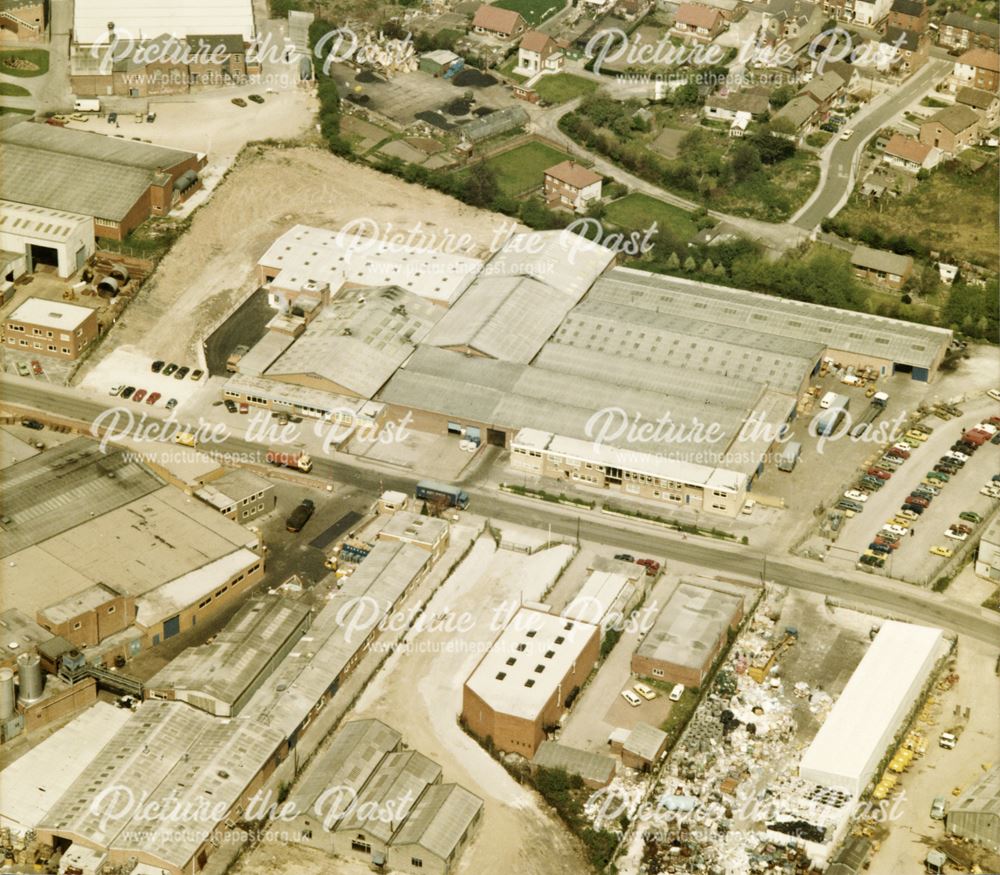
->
[888,518,911,529]
[929,546,954,558]
[174,432,197,447]
[865,386,876,398]
[905,430,928,442]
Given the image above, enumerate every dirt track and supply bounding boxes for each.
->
[74,145,521,381]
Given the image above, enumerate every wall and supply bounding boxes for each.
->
[22,677,97,733]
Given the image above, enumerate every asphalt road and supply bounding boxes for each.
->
[792,59,949,231]
[5,377,999,645]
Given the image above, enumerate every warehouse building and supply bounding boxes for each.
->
[632,582,744,686]
[974,515,1000,581]
[194,468,275,522]
[0,201,94,278]
[947,766,1000,852]
[561,568,644,633]
[3,297,99,360]
[144,596,312,716]
[377,510,450,559]
[462,607,599,756]
[531,740,616,788]
[386,782,484,875]
[798,621,944,798]
[4,439,264,665]
[0,124,204,241]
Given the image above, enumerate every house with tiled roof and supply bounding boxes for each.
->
[882,133,940,173]
[949,48,1000,92]
[919,104,981,154]
[938,11,999,52]
[516,30,563,75]
[671,3,727,42]
[887,0,927,33]
[544,161,603,212]
[471,4,526,39]
[956,86,1000,127]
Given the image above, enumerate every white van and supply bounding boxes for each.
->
[74,98,101,112]
[819,391,837,409]
[669,684,685,702]
[939,732,957,750]
[621,690,642,707]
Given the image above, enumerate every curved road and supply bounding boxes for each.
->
[5,378,998,645]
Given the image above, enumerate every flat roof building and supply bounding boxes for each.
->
[3,296,99,359]
[463,607,600,756]
[194,468,275,522]
[561,569,642,631]
[72,0,255,45]
[799,621,943,797]
[632,582,744,687]
[377,510,450,558]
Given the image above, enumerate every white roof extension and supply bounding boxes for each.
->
[465,607,597,721]
[7,297,97,330]
[799,620,944,797]
[73,0,256,44]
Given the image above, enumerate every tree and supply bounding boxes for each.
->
[768,84,796,108]
[666,251,681,269]
[465,162,499,207]
[731,142,761,181]
[683,255,697,271]
[701,257,715,273]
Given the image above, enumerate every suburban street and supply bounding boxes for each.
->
[4,377,998,645]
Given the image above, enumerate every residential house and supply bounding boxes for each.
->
[702,87,771,121]
[949,48,1000,93]
[729,110,752,136]
[800,69,846,110]
[851,245,914,289]
[1,0,45,40]
[516,30,563,75]
[772,94,821,133]
[471,5,527,40]
[853,0,892,26]
[809,58,861,92]
[919,103,981,154]
[956,86,1000,127]
[877,26,928,76]
[938,12,999,52]
[887,0,927,33]
[671,3,727,43]
[761,0,824,51]
[544,161,603,212]
[882,133,940,173]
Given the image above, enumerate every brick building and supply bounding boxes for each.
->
[3,298,99,360]
[919,103,981,154]
[0,0,45,40]
[543,160,603,212]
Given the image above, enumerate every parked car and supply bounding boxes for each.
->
[959,511,983,524]
[121,386,135,399]
[108,384,123,396]
[174,366,190,380]
[146,392,161,405]
[837,499,863,512]
[231,97,247,107]
[222,399,237,413]
[21,418,43,430]
[614,553,635,562]
[151,360,165,373]
[132,389,147,402]
[669,684,685,702]
[944,529,968,542]
[901,503,925,515]
[238,402,249,414]
[950,523,972,535]
[907,496,930,508]
[991,433,1000,445]
[883,524,909,537]
[30,360,43,375]
[905,430,928,442]
[867,468,891,480]
[166,398,178,410]
[15,361,30,377]
[931,797,947,820]
[621,689,642,707]
[929,546,953,558]
[285,498,315,533]
[248,93,264,104]
[927,471,949,482]
[190,369,204,381]
[868,543,891,555]
[845,490,870,502]
[633,683,657,700]
[162,363,178,376]
[636,558,660,576]
[897,509,919,521]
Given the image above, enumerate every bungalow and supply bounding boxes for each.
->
[516,30,563,75]
[919,104,981,154]
[956,86,1000,127]
[671,3,726,43]
[949,48,1000,93]
[471,4,527,40]
[882,133,940,173]
[938,12,999,52]
[887,0,927,33]
[851,245,914,290]
[702,87,770,121]
[544,161,603,212]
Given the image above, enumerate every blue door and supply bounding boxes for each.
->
[163,615,181,639]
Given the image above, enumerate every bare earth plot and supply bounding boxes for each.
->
[74,146,520,379]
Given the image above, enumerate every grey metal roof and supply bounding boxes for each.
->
[624,722,668,762]
[532,741,616,785]
[390,783,483,859]
[596,267,951,370]
[266,286,441,398]
[337,751,441,842]
[288,719,403,817]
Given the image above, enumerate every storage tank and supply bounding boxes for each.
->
[0,668,14,720]
[16,652,44,703]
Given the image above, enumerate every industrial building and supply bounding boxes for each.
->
[377,510,450,558]
[0,123,204,241]
[974,515,1000,581]
[144,596,312,716]
[947,766,1000,852]
[561,567,644,632]
[531,740,617,788]
[798,621,944,798]
[194,468,275,522]
[4,438,264,665]
[0,202,95,278]
[462,607,600,756]
[3,297,99,360]
[632,582,745,686]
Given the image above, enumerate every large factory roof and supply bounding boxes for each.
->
[144,596,311,712]
[73,0,256,43]
[0,124,197,221]
[258,224,483,305]
[390,783,484,859]
[592,268,952,370]
[265,285,442,398]
[465,607,598,721]
[635,582,743,670]
[287,719,402,817]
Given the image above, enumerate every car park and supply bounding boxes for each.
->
[146,392,161,405]
[929,546,953,558]
[175,366,190,380]
[151,360,164,372]
[633,683,657,700]
[132,389,147,403]
[121,386,135,399]
[621,690,642,707]
[959,512,983,524]
[166,398,178,410]
[163,363,178,376]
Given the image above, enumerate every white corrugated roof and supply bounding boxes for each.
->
[73,0,256,44]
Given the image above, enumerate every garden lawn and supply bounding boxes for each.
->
[534,73,598,105]
[484,140,575,195]
[494,0,562,25]
[0,82,30,97]
[0,49,49,77]
[604,193,698,241]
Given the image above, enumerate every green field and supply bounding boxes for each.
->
[0,49,49,77]
[484,140,575,195]
[604,194,699,241]
[0,106,33,116]
[493,0,562,25]
[533,73,598,105]
[0,82,30,97]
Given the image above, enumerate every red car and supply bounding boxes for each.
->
[873,537,900,550]
[146,392,161,405]
[132,389,147,403]
[636,558,661,576]
[867,468,891,480]
[907,495,929,508]
[886,449,909,460]
[30,359,43,375]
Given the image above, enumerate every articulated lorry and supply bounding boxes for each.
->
[266,450,313,473]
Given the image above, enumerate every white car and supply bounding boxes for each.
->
[669,684,685,702]
[987,389,1000,402]
[975,423,998,435]
[840,128,855,140]
[621,690,642,707]
[945,451,970,462]
[844,490,869,503]
[108,385,123,396]
[944,529,968,541]
[981,487,1000,499]
[883,525,909,537]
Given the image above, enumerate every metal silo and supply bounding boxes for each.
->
[16,652,44,704]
